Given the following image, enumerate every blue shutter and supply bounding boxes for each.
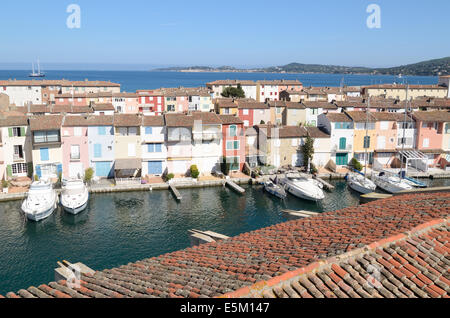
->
[155,144,162,153]
[36,165,42,179]
[98,127,106,135]
[94,144,102,158]
[57,164,63,175]
[40,148,49,161]
[147,144,155,153]
[145,127,153,135]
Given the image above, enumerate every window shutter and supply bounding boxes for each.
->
[27,162,33,178]
[20,127,26,136]
[8,128,13,137]
[6,165,12,177]
[36,165,41,179]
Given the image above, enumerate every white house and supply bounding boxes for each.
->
[141,116,167,177]
[0,83,42,106]
[318,112,354,167]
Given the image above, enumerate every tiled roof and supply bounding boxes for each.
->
[224,221,449,298]
[301,101,338,110]
[92,103,115,111]
[236,101,269,109]
[371,112,413,122]
[219,115,243,125]
[206,80,256,86]
[50,106,94,114]
[305,127,330,139]
[257,80,302,86]
[62,115,114,127]
[325,112,353,123]
[0,116,28,127]
[412,111,450,123]
[2,192,449,298]
[114,114,142,127]
[364,84,447,90]
[285,102,305,109]
[164,113,194,127]
[142,116,165,127]
[192,112,222,125]
[345,111,377,123]
[29,115,63,131]
[258,125,308,138]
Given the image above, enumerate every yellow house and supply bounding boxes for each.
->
[283,102,307,126]
[346,111,377,165]
[214,99,238,115]
[114,114,143,178]
[363,85,448,100]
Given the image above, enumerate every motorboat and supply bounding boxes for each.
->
[372,172,413,194]
[280,176,325,202]
[60,179,89,215]
[346,173,376,194]
[264,178,287,199]
[21,180,57,221]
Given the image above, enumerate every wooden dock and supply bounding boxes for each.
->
[282,209,320,218]
[225,180,245,194]
[189,229,230,246]
[313,176,335,191]
[169,184,182,201]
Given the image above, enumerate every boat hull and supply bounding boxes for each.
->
[373,178,412,194]
[23,203,56,222]
[348,181,375,194]
[61,194,89,215]
[284,184,324,202]
[264,186,287,199]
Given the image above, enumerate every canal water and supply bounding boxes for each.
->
[0,179,448,295]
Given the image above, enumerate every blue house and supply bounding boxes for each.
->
[87,116,115,178]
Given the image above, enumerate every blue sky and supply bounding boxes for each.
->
[0,0,449,69]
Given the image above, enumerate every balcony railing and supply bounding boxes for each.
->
[332,144,353,153]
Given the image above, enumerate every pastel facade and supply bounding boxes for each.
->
[0,117,33,179]
[114,114,142,162]
[306,127,331,168]
[87,117,115,179]
[220,115,246,171]
[237,102,270,127]
[141,116,167,177]
[61,119,89,179]
[30,116,63,180]
[192,112,222,175]
[363,85,448,100]
[257,82,279,103]
[318,113,354,166]
[346,112,377,166]
[165,114,193,176]
[283,103,306,126]
[113,93,139,114]
[136,91,164,115]
[372,113,401,167]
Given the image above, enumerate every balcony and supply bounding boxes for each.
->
[332,144,353,153]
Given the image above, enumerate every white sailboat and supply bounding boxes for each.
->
[60,179,89,215]
[29,59,45,78]
[346,96,376,194]
[372,171,413,193]
[280,175,325,202]
[21,180,57,221]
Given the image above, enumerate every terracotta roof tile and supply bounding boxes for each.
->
[114,114,142,127]
[29,115,63,131]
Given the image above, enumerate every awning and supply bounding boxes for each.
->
[115,159,142,170]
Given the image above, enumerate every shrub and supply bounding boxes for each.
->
[165,173,175,182]
[220,157,231,176]
[34,174,39,181]
[350,158,363,172]
[310,163,318,174]
[190,165,200,179]
[2,180,8,189]
[84,168,94,183]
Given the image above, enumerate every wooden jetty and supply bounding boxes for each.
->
[282,209,320,218]
[225,180,245,194]
[189,229,230,246]
[169,184,182,201]
[313,176,335,191]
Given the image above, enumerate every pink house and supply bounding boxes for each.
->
[236,100,271,127]
[61,116,90,179]
[113,92,139,114]
[413,111,450,167]
[219,115,246,171]
[54,94,89,106]
[372,112,402,167]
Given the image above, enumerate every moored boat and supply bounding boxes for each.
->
[280,176,325,202]
[346,173,376,194]
[372,172,413,194]
[264,179,287,199]
[21,180,57,222]
[60,179,89,215]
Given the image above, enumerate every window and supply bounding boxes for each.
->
[119,127,128,136]
[380,122,389,130]
[291,139,297,147]
[423,138,430,148]
[147,144,155,153]
[445,123,450,134]
[13,145,24,160]
[243,109,249,115]
[70,145,80,160]
[229,125,237,137]
[364,136,371,149]
[145,127,153,135]
[12,127,23,137]
[33,131,60,144]
[40,148,50,161]
[98,127,106,135]
[74,127,82,136]
[339,138,347,150]
[226,141,240,150]
[94,144,102,158]
[12,163,27,175]
[244,120,249,127]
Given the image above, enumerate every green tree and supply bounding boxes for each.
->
[349,158,363,171]
[221,84,245,98]
[190,165,200,179]
[301,135,315,171]
[84,168,94,184]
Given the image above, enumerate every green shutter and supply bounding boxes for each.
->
[8,128,13,137]
[6,165,12,178]
[20,127,26,136]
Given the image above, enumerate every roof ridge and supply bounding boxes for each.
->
[220,218,448,298]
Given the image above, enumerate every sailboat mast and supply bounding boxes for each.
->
[400,85,409,178]
[37,59,40,74]
[364,97,370,177]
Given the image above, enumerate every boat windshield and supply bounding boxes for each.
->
[63,188,85,196]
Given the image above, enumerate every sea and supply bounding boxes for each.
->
[0,70,439,92]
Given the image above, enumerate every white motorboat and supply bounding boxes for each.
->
[346,173,376,194]
[280,176,325,202]
[372,172,413,194]
[264,179,287,199]
[60,179,89,215]
[21,180,57,222]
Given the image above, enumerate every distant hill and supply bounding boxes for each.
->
[152,57,450,76]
